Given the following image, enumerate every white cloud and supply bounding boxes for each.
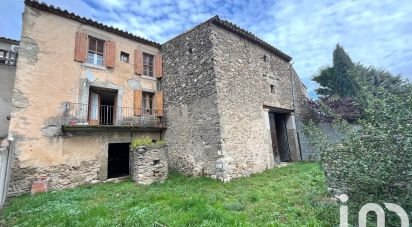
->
[2,0,412,96]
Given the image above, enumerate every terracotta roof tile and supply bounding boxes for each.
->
[0,37,19,45]
[24,0,160,48]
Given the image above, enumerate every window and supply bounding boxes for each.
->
[120,52,129,63]
[87,37,104,66]
[0,49,17,65]
[143,53,154,77]
[142,92,154,114]
[0,50,7,64]
[9,52,17,65]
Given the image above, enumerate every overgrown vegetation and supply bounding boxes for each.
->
[307,44,412,225]
[130,136,166,149]
[0,163,338,226]
[311,44,408,122]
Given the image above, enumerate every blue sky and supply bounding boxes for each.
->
[1,0,412,97]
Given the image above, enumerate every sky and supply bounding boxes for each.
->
[1,0,412,98]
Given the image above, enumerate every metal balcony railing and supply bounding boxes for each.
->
[62,102,166,128]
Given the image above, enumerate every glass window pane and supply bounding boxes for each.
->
[89,38,96,52]
[87,52,94,64]
[97,54,103,65]
[143,53,154,66]
[96,40,104,53]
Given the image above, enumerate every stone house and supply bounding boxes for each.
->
[6,0,308,195]
[162,17,308,181]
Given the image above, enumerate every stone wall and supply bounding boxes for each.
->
[211,25,302,180]
[0,65,16,137]
[8,131,161,194]
[298,122,361,160]
[162,20,308,182]
[130,145,168,184]
[8,159,99,195]
[161,22,222,177]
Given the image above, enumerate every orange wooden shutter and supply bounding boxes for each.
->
[134,90,142,116]
[134,49,143,75]
[155,91,164,117]
[155,54,163,78]
[104,40,116,68]
[74,32,87,62]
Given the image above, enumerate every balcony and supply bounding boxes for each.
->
[62,102,166,131]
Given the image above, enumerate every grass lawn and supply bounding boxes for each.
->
[0,162,338,226]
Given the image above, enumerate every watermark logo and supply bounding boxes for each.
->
[338,194,409,227]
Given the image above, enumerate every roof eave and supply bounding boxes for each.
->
[24,0,161,48]
[209,16,292,62]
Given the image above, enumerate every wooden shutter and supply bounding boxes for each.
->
[134,49,143,75]
[74,32,87,62]
[104,40,116,68]
[134,90,142,116]
[155,54,163,78]
[155,91,164,117]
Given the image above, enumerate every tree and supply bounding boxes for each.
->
[313,44,357,98]
[312,45,409,122]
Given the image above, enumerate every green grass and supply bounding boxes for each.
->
[0,162,338,226]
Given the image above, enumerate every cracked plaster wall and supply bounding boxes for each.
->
[8,6,162,193]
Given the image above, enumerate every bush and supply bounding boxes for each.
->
[130,136,166,149]
[305,80,412,225]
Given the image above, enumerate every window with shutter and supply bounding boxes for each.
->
[87,36,105,66]
[143,53,154,77]
[142,92,154,115]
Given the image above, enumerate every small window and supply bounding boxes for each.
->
[87,36,104,66]
[0,50,7,64]
[142,92,154,115]
[143,53,154,77]
[120,52,129,63]
[270,85,275,94]
[9,52,17,65]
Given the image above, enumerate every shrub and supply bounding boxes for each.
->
[130,137,166,149]
[305,80,412,225]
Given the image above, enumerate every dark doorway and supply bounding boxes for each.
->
[107,143,130,178]
[88,87,117,125]
[269,112,291,162]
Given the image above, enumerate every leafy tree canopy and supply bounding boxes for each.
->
[313,44,357,98]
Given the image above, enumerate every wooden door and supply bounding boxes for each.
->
[88,91,100,125]
[269,112,280,163]
[275,114,291,162]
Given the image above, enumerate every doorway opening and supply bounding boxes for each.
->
[269,112,291,162]
[107,143,130,178]
[88,87,117,125]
